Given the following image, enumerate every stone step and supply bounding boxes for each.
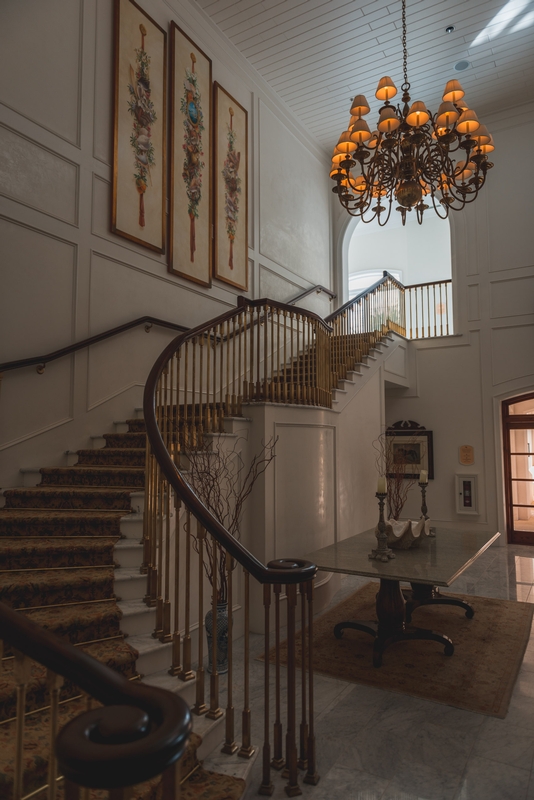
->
[114,540,143,569]
[120,512,143,540]
[118,598,155,637]
[127,632,173,676]
[114,567,146,601]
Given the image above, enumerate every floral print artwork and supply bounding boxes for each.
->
[180,53,205,263]
[127,23,157,228]
[222,108,241,269]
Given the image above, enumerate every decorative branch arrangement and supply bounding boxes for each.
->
[373,430,426,520]
[180,434,277,603]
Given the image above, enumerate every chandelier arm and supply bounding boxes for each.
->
[429,190,450,219]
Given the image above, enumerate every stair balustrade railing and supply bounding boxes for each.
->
[404,279,453,339]
[0,600,192,800]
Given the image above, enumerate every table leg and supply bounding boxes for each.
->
[403,583,474,624]
[333,578,454,667]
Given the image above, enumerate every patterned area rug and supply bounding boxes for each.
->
[266,581,534,718]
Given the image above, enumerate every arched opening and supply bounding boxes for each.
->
[343,214,453,338]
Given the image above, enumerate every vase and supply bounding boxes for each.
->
[205,602,229,674]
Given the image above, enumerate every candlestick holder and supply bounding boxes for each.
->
[369,492,395,562]
[418,481,435,537]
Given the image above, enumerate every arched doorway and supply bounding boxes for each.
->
[502,392,534,544]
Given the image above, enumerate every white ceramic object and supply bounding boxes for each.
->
[386,517,431,549]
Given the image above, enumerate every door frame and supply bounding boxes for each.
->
[502,391,534,544]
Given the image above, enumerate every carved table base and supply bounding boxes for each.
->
[333,578,454,668]
[403,583,475,624]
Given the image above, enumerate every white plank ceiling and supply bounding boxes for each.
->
[195,0,534,152]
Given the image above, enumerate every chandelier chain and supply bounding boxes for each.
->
[402,0,409,90]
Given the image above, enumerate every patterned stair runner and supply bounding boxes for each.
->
[0,416,245,799]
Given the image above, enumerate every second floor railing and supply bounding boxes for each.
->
[405,279,453,339]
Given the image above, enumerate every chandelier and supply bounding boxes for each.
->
[331,0,495,225]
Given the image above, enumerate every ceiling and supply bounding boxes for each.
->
[195,0,534,152]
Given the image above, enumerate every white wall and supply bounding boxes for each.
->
[0,0,333,487]
[384,104,534,539]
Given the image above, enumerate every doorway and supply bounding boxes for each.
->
[503,392,534,544]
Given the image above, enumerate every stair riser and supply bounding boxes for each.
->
[115,574,147,602]
[135,641,173,676]
[120,514,144,540]
[76,450,146,467]
[40,470,145,488]
[120,606,156,637]
[104,434,146,449]
[3,492,134,511]
[115,545,144,569]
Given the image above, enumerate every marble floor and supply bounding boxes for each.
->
[230,541,534,800]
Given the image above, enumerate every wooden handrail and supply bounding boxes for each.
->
[0,316,189,374]
[143,298,319,586]
[325,271,403,322]
[0,600,192,789]
[404,278,452,289]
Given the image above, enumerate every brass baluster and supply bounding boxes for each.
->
[238,570,255,758]
[162,362,173,643]
[264,304,268,401]
[283,584,300,796]
[283,310,288,403]
[304,581,319,785]
[232,315,237,415]
[270,303,275,402]
[141,438,150,575]
[13,649,31,800]
[207,538,223,721]
[438,282,443,336]
[298,585,308,771]
[191,337,197,447]
[276,307,281,403]
[237,312,243,414]
[213,325,219,434]
[183,339,189,446]
[427,284,431,338]
[193,522,208,715]
[249,306,255,401]
[47,670,64,800]
[290,312,295,404]
[226,318,231,415]
[259,583,274,795]
[256,308,261,401]
[218,322,224,428]
[222,550,237,754]
[446,281,451,335]
[199,332,204,439]
[271,583,284,770]
[169,495,183,676]
[414,288,419,339]
[178,509,195,681]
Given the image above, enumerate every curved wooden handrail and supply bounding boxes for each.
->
[144,298,319,586]
[0,317,189,374]
[287,284,336,306]
[325,271,404,322]
[0,600,192,789]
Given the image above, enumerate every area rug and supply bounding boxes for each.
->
[265,582,534,718]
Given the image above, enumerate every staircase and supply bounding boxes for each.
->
[0,415,246,800]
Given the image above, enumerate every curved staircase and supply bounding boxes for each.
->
[0,416,245,800]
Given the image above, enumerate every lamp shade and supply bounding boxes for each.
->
[350,94,371,116]
[442,79,465,103]
[331,152,347,166]
[471,123,491,145]
[335,130,357,154]
[456,109,480,134]
[478,135,495,154]
[350,118,372,143]
[406,101,430,127]
[377,107,400,133]
[367,130,380,149]
[455,160,474,181]
[375,76,397,101]
[350,174,367,192]
[436,101,459,128]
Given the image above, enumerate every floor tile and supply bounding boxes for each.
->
[454,755,530,800]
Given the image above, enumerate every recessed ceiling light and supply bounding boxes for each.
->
[445,25,455,33]
[454,60,471,72]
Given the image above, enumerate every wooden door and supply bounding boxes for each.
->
[503,392,534,544]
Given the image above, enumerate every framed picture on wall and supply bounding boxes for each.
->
[213,82,248,291]
[112,0,167,253]
[169,23,212,285]
[386,421,434,480]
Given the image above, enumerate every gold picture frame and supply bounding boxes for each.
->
[213,83,248,291]
[169,23,212,286]
[112,0,167,253]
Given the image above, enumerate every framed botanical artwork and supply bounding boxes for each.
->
[386,421,434,480]
[213,83,248,291]
[169,23,212,286]
[112,0,166,253]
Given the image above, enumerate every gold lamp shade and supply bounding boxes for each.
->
[367,130,380,149]
[351,174,367,192]
[436,101,459,128]
[442,79,465,103]
[471,124,491,145]
[456,109,480,134]
[377,107,400,133]
[375,76,397,101]
[406,101,430,127]
[331,152,347,166]
[478,135,495,154]
[350,94,371,116]
[334,130,357,154]
[455,160,475,181]
[350,118,372,143]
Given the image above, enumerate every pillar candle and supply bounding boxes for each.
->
[419,469,428,484]
[377,476,387,493]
